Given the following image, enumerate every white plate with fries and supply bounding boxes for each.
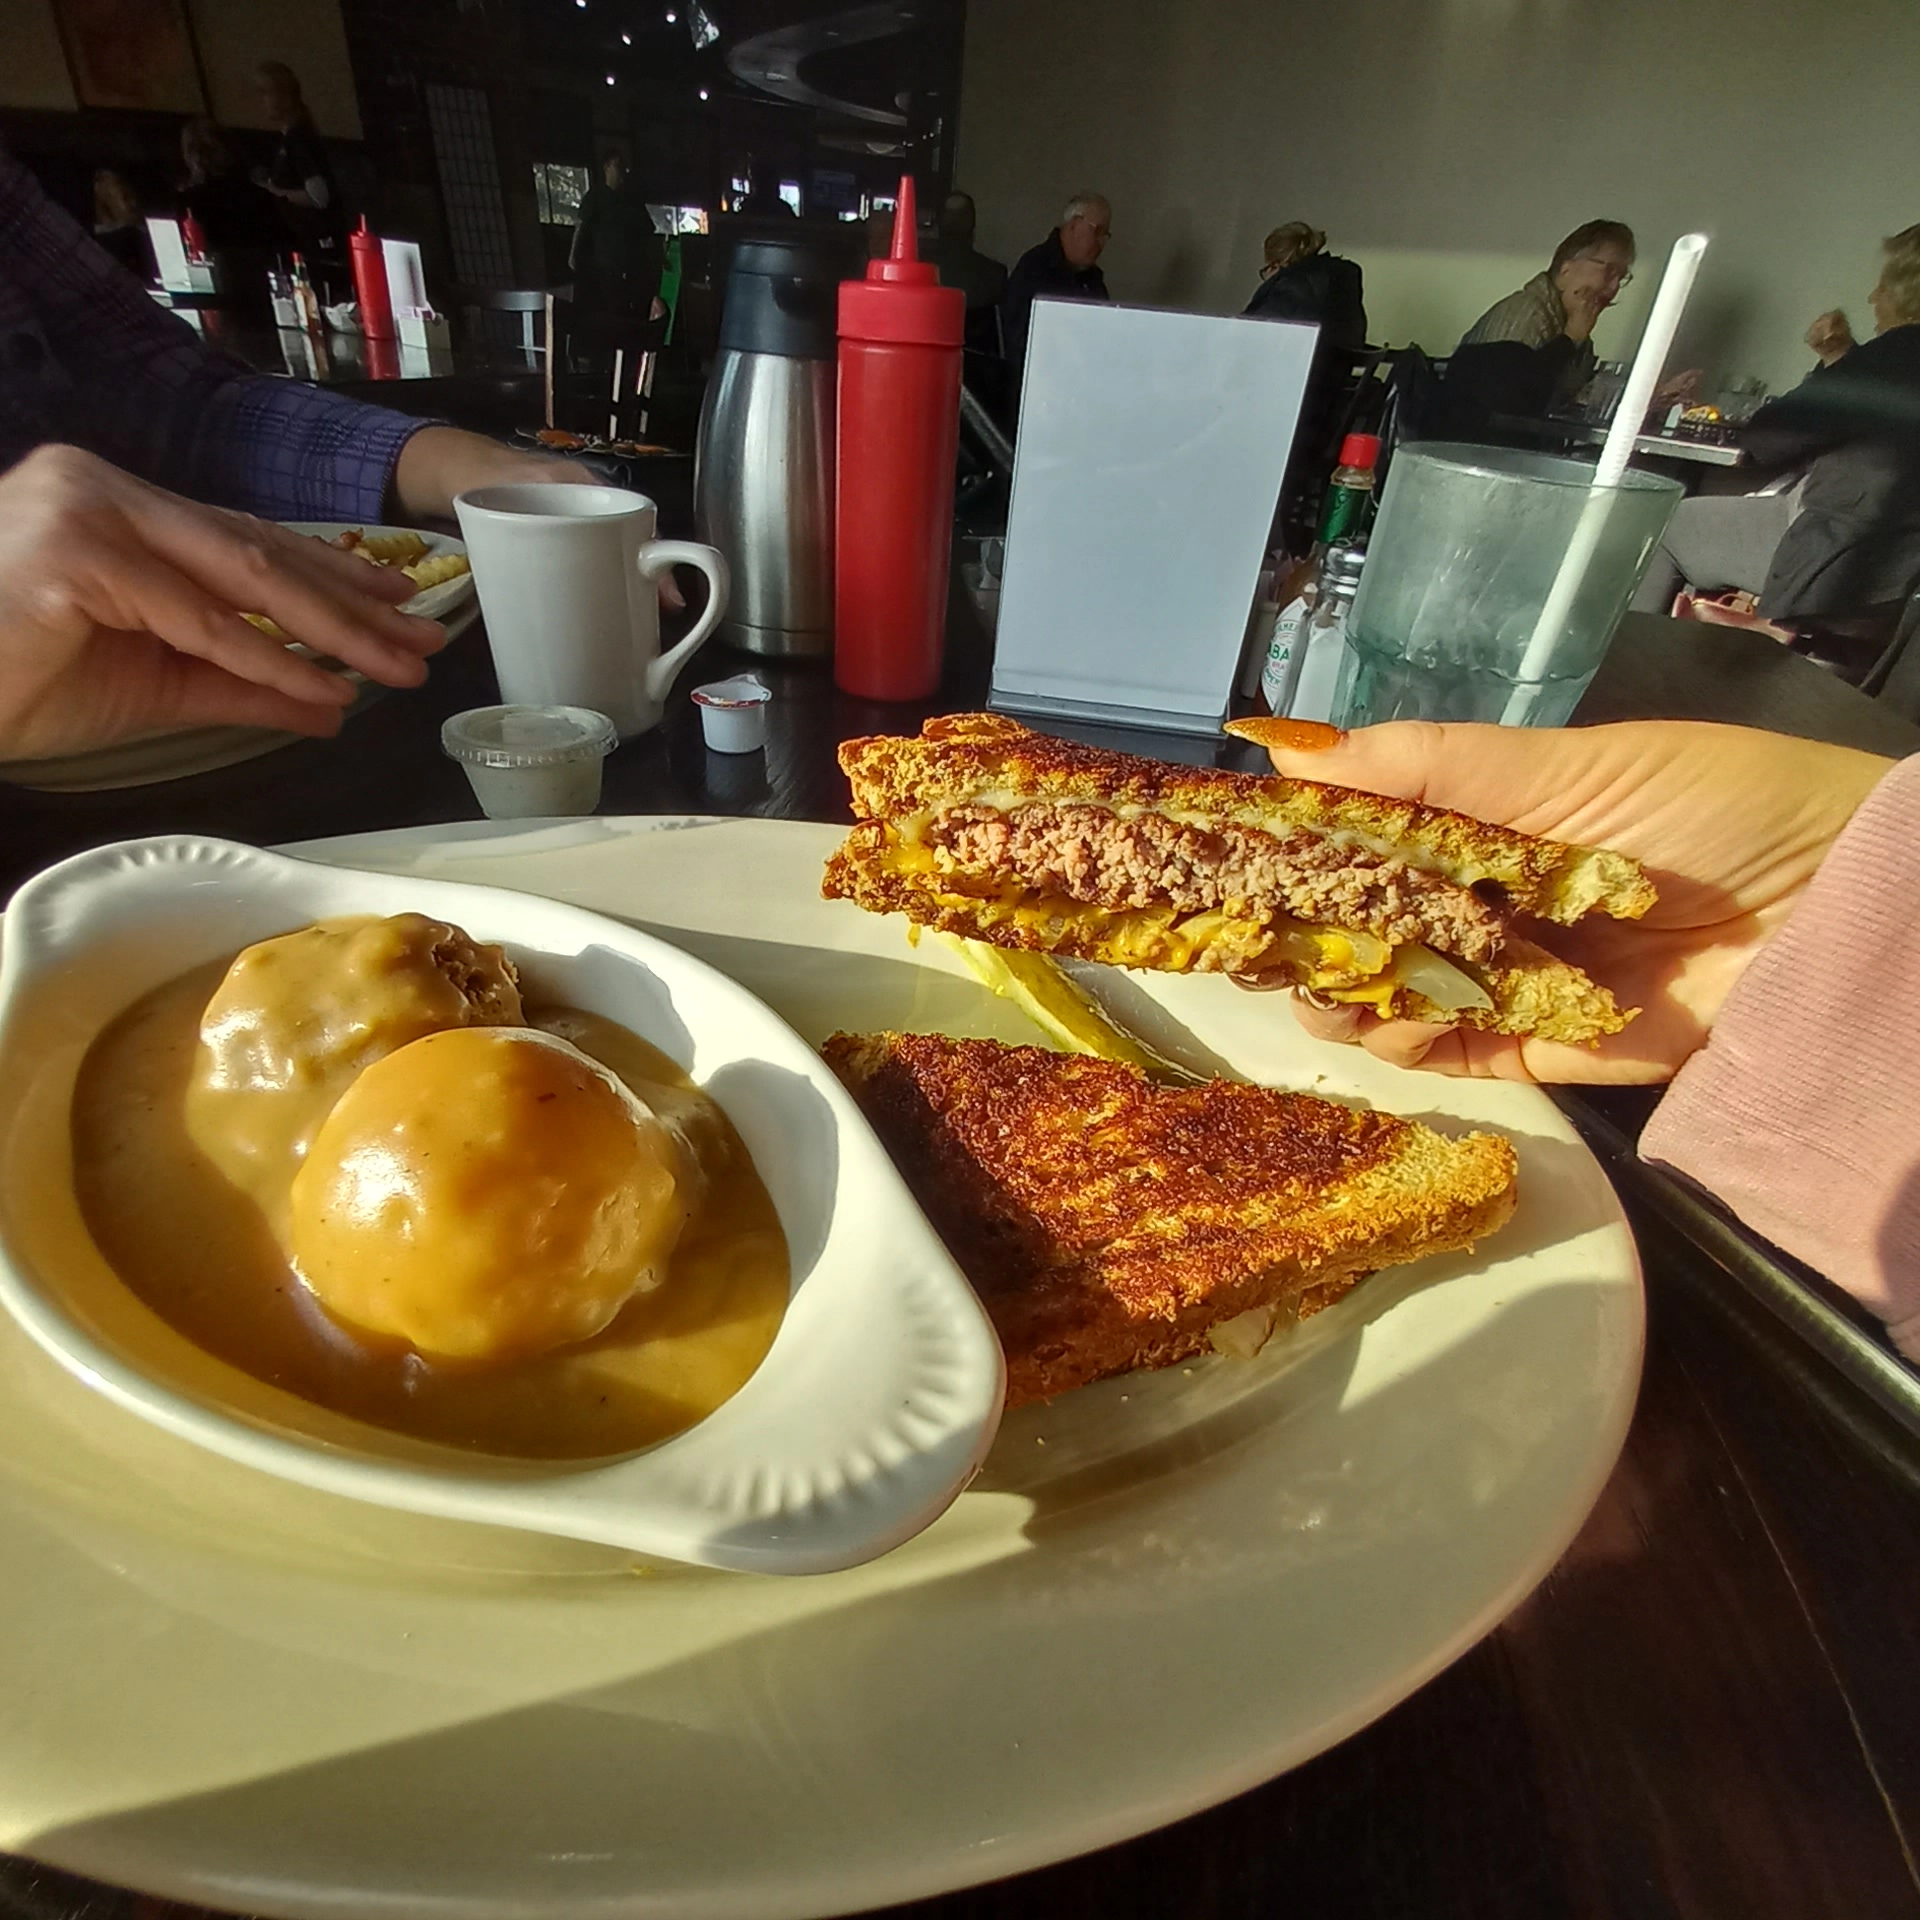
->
[294,521,477,626]
[0,523,476,795]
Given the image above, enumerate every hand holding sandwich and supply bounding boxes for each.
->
[823,711,1917,1359]
[1244,719,1891,1085]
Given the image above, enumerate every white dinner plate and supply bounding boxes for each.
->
[0,815,1643,1920]
[0,523,475,794]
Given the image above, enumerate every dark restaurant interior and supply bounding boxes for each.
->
[2,0,1920,1917]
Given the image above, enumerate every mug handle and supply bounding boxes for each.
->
[637,540,731,703]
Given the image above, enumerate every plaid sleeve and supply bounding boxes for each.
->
[188,377,431,521]
[2,150,431,520]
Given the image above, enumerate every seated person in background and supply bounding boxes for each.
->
[1440,219,1636,432]
[1243,222,1367,350]
[930,191,1008,353]
[1245,717,1918,1364]
[179,117,279,256]
[1632,226,1920,643]
[0,147,591,757]
[91,168,150,281]
[1002,192,1112,378]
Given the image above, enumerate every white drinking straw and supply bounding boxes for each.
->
[1501,231,1709,724]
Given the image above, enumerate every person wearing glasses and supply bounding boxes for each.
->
[1454,218,1636,410]
[1243,221,1368,348]
[1001,191,1112,383]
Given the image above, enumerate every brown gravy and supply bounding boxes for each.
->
[71,959,789,1459]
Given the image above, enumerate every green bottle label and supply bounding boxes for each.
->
[1319,482,1370,546]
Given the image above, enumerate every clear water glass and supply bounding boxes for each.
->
[1332,444,1682,729]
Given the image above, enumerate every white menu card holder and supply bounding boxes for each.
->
[990,299,1316,735]
[145,217,212,294]
[381,238,429,317]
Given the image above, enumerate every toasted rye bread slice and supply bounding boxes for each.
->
[822,821,1634,1042]
[824,1031,1519,1407]
[839,713,1654,927]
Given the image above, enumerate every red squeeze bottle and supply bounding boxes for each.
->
[834,175,964,700]
[349,215,395,341]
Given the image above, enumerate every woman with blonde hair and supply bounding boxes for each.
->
[1243,220,1367,349]
[1633,225,1920,642]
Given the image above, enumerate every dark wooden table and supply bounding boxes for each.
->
[166,310,547,435]
[4,611,1919,1920]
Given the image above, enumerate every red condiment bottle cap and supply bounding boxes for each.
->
[1338,432,1382,469]
[838,174,964,348]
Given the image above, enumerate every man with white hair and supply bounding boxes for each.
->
[1001,191,1112,379]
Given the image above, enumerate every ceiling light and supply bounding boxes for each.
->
[697,86,710,99]
[605,72,616,83]
[665,6,677,17]
[620,29,631,41]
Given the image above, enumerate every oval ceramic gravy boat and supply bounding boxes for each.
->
[0,837,1005,1573]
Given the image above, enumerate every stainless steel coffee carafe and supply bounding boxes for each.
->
[694,236,841,657]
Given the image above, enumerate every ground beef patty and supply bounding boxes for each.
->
[925,803,1508,962]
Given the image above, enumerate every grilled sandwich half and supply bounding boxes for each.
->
[822,712,1655,1045]
[824,1032,1519,1406]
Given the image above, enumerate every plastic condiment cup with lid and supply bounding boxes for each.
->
[691,674,772,754]
[441,704,617,818]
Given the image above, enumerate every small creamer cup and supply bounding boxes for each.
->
[441,704,616,818]
[692,675,771,754]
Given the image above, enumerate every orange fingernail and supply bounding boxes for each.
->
[1263,719,1345,751]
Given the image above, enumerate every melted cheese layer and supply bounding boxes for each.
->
[877,832,1392,985]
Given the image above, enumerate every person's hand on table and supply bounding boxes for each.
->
[1805,309,1854,365]
[1239,719,1890,1086]
[0,444,446,761]
[390,426,684,610]
[1653,368,1703,406]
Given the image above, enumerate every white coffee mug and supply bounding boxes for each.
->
[453,484,730,739]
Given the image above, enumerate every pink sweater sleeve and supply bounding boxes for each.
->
[1640,750,1920,1353]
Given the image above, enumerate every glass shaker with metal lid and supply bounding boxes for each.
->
[1287,544,1367,725]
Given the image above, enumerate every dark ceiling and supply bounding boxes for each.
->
[513,0,963,194]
